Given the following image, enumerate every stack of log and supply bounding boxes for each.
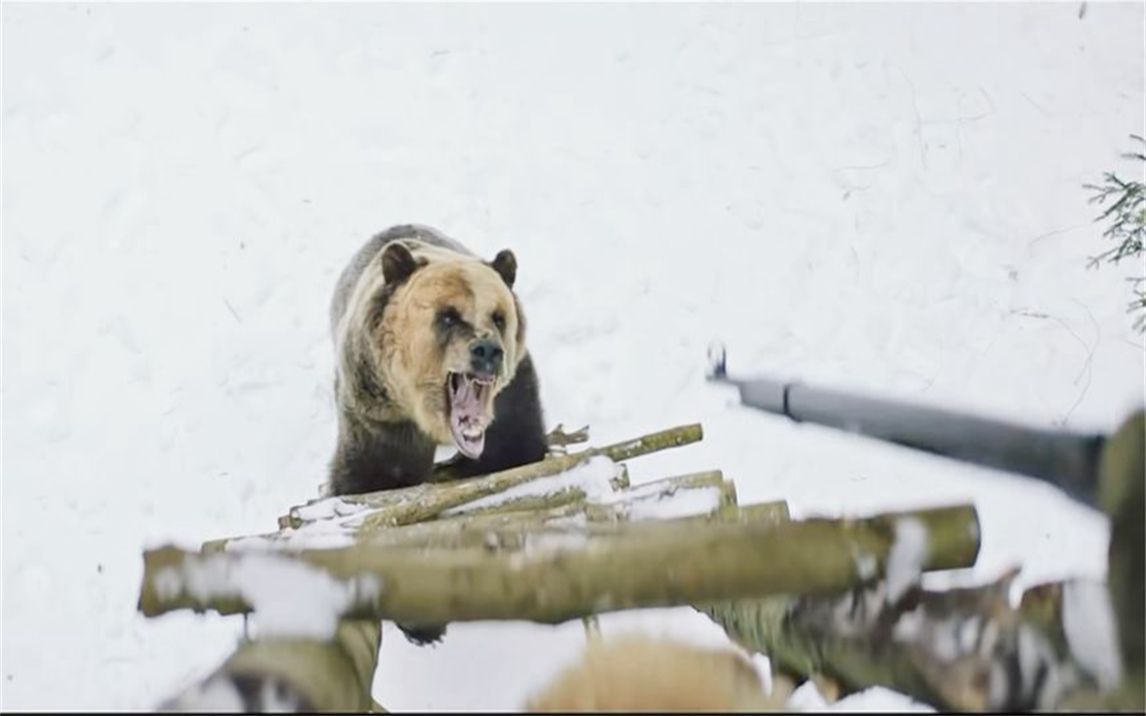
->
[140,419,1142,712]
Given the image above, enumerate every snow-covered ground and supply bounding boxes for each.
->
[3,2,1143,711]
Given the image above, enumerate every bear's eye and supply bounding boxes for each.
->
[491,311,506,332]
[436,307,461,329]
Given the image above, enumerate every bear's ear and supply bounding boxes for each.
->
[489,249,517,289]
[381,243,420,285]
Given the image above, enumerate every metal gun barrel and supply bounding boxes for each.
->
[707,347,1106,504]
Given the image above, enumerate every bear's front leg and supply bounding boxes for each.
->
[328,417,437,496]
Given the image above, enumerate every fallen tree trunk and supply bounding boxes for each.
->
[140,504,980,626]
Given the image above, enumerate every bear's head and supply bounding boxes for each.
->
[372,242,525,458]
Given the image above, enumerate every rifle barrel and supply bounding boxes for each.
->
[720,373,1105,505]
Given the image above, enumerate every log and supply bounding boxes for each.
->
[428,424,593,482]
[703,558,1127,710]
[1096,411,1144,699]
[281,423,703,530]
[1062,409,1146,711]
[696,411,1146,712]
[140,504,980,627]
[206,470,737,554]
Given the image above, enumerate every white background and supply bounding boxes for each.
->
[3,3,1143,710]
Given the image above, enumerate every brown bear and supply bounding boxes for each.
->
[327,223,548,497]
[327,224,548,645]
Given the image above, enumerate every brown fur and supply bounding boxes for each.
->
[525,636,786,713]
[328,224,546,500]
[377,256,524,445]
[329,226,548,644]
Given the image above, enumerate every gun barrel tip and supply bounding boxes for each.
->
[706,341,728,380]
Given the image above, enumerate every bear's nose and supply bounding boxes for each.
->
[469,339,504,378]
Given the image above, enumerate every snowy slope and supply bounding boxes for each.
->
[2,3,1143,711]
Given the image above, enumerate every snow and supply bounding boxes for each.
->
[831,687,934,712]
[621,484,724,521]
[1014,625,1070,709]
[442,455,618,515]
[1062,579,1123,690]
[593,467,730,520]
[750,652,774,697]
[291,496,368,525]
[856,552,879,581]
[223,523,357,552]
[3,2,1144,712]
[885,518,928,604]
[153,552,383,640]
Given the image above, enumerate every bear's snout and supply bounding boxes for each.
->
[469,338,504,379]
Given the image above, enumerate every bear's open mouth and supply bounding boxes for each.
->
[446,372,495,458]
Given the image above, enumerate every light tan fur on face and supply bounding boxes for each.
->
[378,252,522,444]
[525,635,785,713]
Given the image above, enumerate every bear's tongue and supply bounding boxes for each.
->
[448,373,489,459]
